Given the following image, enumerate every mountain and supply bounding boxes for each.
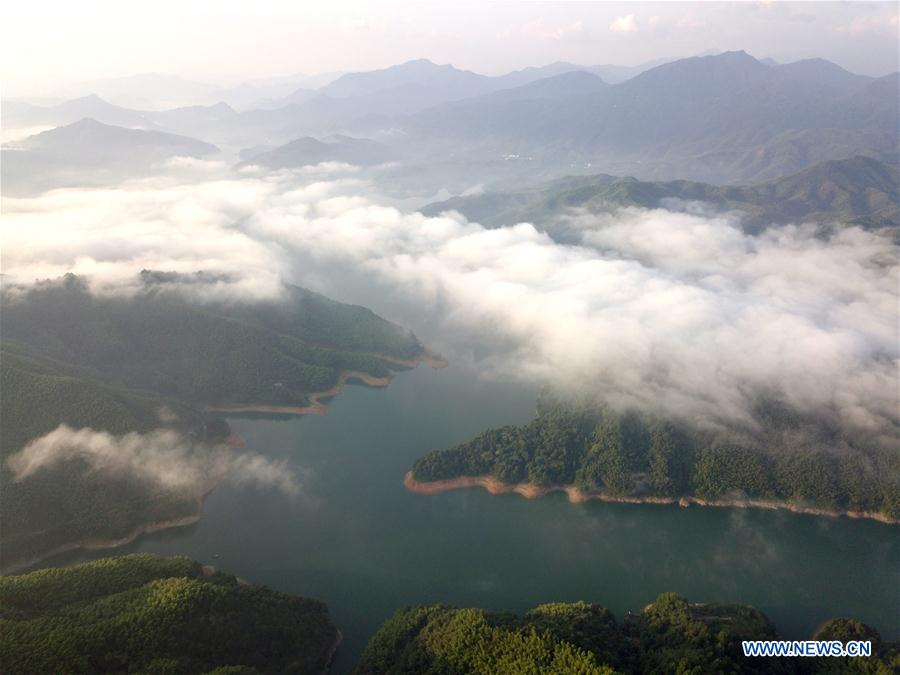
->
[586,55,681,84]
[324,58,489,99]
[13,117,217,155]
[0,274,423,569]
[241,134,392,168]
[259,59,610,134]
[140,101,239,140]
[1,554,340,674]
[1,94,154,131]
[422,156,900,233]
[256,59,494,123]
[52,73,222,109]
[406,51,897,184]
[488,61,597,89]
[356,593,897,674]
[479,70,607,102]
[484,58,671,88]
[1,118,219,194]
[776,57,870,89]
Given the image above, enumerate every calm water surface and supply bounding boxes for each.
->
[53,364,900,673]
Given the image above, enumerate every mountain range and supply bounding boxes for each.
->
[3,51,899,192]
[1,118,220,195]
[422,155,900,235]
[406,51,899,184]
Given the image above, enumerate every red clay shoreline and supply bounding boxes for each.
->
[4,351,444,574]
[206,350,447,417]
[403,472,898,525]
[3,502,206,575]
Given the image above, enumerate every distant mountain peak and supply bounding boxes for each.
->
[69,116,107,127]
[65,93,110,105]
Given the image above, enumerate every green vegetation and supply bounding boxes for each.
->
[411,393,900,519]
[3,273,422,408]
[355,592,898,674]
[0,554,339,674]
[3,556,896,674]
[0,274,423,570]
[0,345,210,570]
[423,156,900,235]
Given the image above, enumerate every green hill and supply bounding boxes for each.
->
[410,394,900,520]
[2,273,421,408]
[0,554,339,674]
[422,156,899,235]
[0,274,423,570]
[355,592,897,674]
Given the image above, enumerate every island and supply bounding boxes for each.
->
[406,393,899,524]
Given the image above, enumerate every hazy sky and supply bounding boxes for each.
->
[2,1,898,95]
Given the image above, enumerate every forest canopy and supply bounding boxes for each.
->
[0,274,424,571]
[411,393,900,519]
[355,592,898,674]
[0,554,339,675]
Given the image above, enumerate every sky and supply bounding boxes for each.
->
[1,1,898,97]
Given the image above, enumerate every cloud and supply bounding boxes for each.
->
[502,18,589,42]
[609,14,639,35]
[243,184,898,441]
[6,424,302,497]
[3,171,897,444]
[837,13,899,37]
[674,15,705,31]
[0,174,289,302]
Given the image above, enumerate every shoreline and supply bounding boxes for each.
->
[321,629,343,675]
[2,508,204,575]
[403,472,898,525]
[377,350,449,370]
[4,350,445,574]
[206,348,447,417]
[206,369,394,416]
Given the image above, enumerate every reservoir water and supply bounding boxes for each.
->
[52,363,900,673]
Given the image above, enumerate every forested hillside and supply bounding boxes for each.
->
[355,593,898,674]
[422,156,900,235]
[410,394,900,520]
[2,273,421,408]
[0,554,339,674]
[0,273,424,570]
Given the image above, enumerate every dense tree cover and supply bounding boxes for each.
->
[2,274,422,408]
[0,347,212,570]
[636,593,784,674]
[355,593,898,674]
[1,274,423,570]
[0,554,338,674]
[411,394,900,518]
[353,604,616,674]
[811,619,899,674]
[422,156,900,236]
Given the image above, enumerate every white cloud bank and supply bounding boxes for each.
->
[2,172,897,441]
[609,14,639,35]
[7,424,302,497]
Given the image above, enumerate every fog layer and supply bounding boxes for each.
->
[3,167,896,440]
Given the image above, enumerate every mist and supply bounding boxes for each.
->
[2,166,897,443]
[6,424,303,497]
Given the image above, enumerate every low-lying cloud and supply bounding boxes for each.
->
[2,168,897,442]
[7,424,302,497]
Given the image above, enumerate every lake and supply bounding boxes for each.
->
[50,362,900,673]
